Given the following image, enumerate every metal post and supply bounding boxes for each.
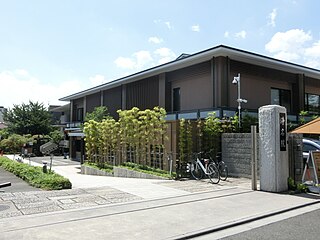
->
[237,73,241,129]
[251,125,257,190]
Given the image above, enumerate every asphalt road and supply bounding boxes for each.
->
[221,208,320,240]
[0,167,36,192]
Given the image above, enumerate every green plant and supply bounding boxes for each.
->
[83,162,114,173]
[121,162,174,178]
[84,107,167,169]
[85,106,110,122]
[296,183,308,193]
[288,177,296,191]
[0,156,72,190]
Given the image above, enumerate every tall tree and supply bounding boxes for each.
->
[85,106,110,122]
[4,101,52,135]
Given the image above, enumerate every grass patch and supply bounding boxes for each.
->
[83,162,114,174]
[0,156,72,190]
[121,162,175,178]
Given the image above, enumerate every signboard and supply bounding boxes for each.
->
[279,113,286,151]
[302,151,320,185]
[312,151,320,179]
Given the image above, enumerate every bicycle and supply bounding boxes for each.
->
[207,151,228,181]
[189,152,220,184]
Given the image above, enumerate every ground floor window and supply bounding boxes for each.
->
[271,88,291,112]
[173,87,181,112]
[305,93,320,114]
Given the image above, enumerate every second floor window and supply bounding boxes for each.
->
[76,108,84,121]
[271,88,291,113]
[305,93,320,114]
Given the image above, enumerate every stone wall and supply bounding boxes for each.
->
[81,165,169,180]
[222,132,303,181]
[222,133,258,178]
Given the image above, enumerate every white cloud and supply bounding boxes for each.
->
[148,36,163,44]
[0,70,90,108]
[265,29,312,54]
[153,19,174,30]
[224,31,230,38]
[304,40,320,68]
[89,74,107,86]
[133,50,153,68]
[265,29,320,69]
[191,25,200,32]
[114,57,136,69]
[114,47,176,71]
[267,8,277,27]
[265,29,312,61]
[165,21,173,30]
[305,40,320,58]
[114,51,153,70]
[154,47,176,64]
[235,30,247,39]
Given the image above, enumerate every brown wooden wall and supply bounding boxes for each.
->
[103,86,122,119]
[167,61,212,111]
[126,76,159,110]
[229,60,296,113]
[86,92,101,113]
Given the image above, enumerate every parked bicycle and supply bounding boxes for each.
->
[189,152,220,184]
[207,151,228,181]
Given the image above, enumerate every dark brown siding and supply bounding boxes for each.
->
[72,98,84,121]
[103,86,122,119]
[229,60,296,112]
[126,76,159,110]
[167,61,212,111]
[305,76,320,92]
[86,92,101,113]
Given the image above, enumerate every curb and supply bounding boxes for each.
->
[171,200,320,240]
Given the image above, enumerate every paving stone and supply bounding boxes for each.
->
[0,211,23,218]
[31,191,70,198]
[108,197,141,203]
[59,202,98,210]
[20,205,63,215]
[94,199,112,205]
[15,201,58,210]
[11,197,49,205]
[59,199,75,204]
[73,196,106,203]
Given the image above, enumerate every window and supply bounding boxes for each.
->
[305,93,320,114]
[173,88,181,112]
[271,88,291,112]
[76,108,84,121]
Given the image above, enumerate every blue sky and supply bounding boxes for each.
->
[1,0,320,108]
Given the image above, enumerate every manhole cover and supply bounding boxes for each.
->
[0,204,10,211]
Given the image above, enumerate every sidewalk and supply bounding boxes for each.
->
[1,188,319,240]
[1,155,319,239]
[1,155,253,219]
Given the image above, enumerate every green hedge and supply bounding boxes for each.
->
[0,156,72,190]
[121,162,175,178]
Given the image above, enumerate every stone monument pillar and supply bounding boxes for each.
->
[259,105,288,192]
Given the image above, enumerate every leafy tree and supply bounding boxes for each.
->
[85,106,110,122]
[4,101,52,135]
[49,130,64,144]
[0,134,27,153]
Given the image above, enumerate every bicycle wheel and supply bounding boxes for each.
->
[219,162,228,181]
[190,161,203,180]
[207,163,220,184]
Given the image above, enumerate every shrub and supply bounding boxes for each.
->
[0,156,72,190]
